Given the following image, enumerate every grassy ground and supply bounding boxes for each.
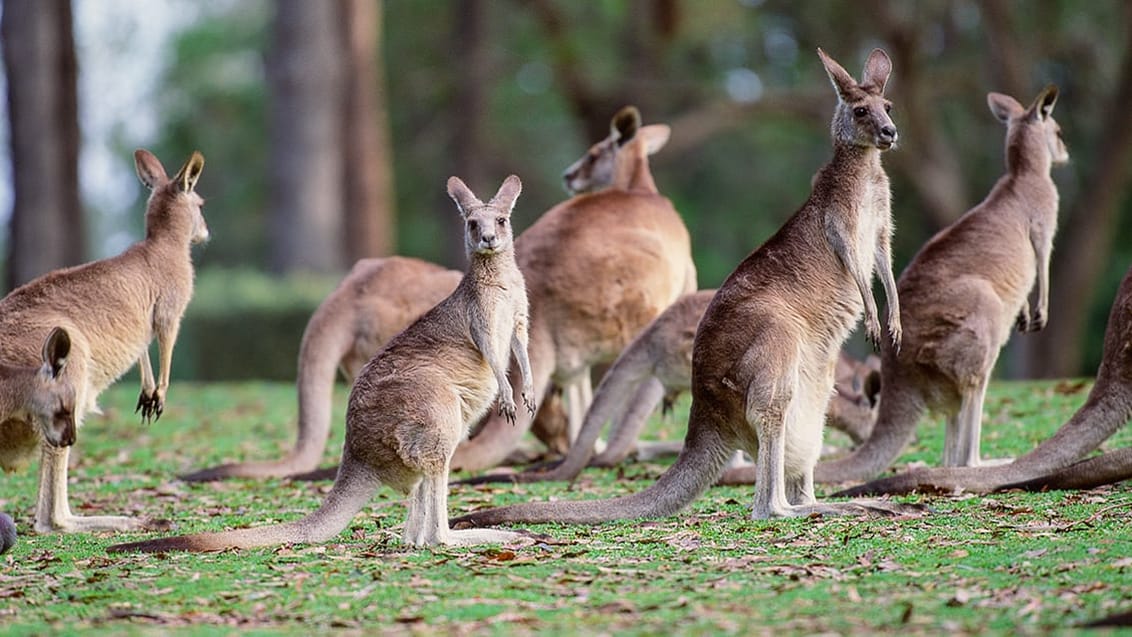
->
[0,379,1129,635]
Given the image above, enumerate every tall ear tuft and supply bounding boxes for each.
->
[42,327,70,379]
[611,106,642,146]
[134,149,168,190]
[639,124,671,156]
[861,48,893,94]
[446,176,480,217]
[172,151,205,193]
[987,92,1024,124]
[1030,84,1059,120]
[817,47,857,100]
[489,174,523,214]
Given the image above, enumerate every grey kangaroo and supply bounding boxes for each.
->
[110,175,535,552]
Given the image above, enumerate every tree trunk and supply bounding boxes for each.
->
[2,0,84,290]
[446,0,489,266]
[339,0,394,262]
[266,0,345,274]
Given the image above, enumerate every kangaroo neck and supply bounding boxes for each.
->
[826,143,882,180]
[465,248,516,288]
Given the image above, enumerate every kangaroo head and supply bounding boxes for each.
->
[988,85,1069,170]
[25,327,77,448]
[819,48,898,151]
[447,175,523,257]
[135,149,209,245]
[562,106,670,195]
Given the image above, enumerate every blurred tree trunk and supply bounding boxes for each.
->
[340,0,394,262]
[266,0,345,274]
[2,0,84,291]
[446,0,488,266]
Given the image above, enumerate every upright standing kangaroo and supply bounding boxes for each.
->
[452,48,911,529]
[451,107,697,473]
[0,149,206,533]
[814,86,1068,485]
[110,175,535,553]
[839,262,1132,497]
[0,327,75,553]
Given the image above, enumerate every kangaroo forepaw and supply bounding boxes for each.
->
[135,388,164,423]
[522,393,536,416]
[1028,309,1047,332]
[500,400,517,425]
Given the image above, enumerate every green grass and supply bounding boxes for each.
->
[1,379,1129,635]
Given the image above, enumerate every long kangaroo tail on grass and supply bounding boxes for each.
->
[181,306,354,482]
[110,462,380,553]
[452,409,734,526]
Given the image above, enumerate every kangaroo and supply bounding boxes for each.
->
[0,149,205,533]
[460,291,882,486]
[448,106,696,472]
[451,48,912,530]
[839,261,1132,497]
[811,85,1069,486]
[0,328,75,554]
[180,256,464,482]
[109,175,536,553]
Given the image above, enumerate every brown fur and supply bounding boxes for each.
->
[109,175,535,553]
[839,262,1132,496]
[0,149,205,533]
[451,48,919,528]
[816,86,1069,485]
[181,256,463,481]
[449,107,696,472]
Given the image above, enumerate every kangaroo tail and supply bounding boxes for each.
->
[998,448,1132,492]
[592,377,668,467]
[111,461,380,553]
[181,301,354,482]
[814,372,926,484]
[451,407,733,526]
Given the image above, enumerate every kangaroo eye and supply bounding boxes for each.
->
[467,219,478,232]
[853,106,868,117]
[497,217,507,227]
[884,103,892,114]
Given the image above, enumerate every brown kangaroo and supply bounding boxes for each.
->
[0,327,75,553]
[812,86,1069,486]
[180,256,464,482]
[109,175,535,553]
[839,262,1132,497]
[452,48,912,529]
[0,149,205,533]
[460,291,883,486]
[449,107,696,472]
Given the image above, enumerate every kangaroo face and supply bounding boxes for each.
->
[988,85,1069,167]
[561,106,643,195]
[819,48,898,150]
[447,175,523,256]
[26,328,76,447]
[184,190,210,245]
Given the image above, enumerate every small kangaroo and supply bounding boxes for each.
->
[449,106,696,472]
[109,175,535,553]
[0,327,75,554]
[452,48,911,529]
[0,149,205,533]
[815,85,1069,485]
[461,291,882,486]
[839,261,1132,497]
[181,256,464,482]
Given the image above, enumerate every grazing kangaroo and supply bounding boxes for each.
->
[839,262,1132,497]
[461,291,882,486]
[180,257,464,482]
[0,149,205,533]
[109,175,535,553]
[813,85,1069,486]
[449,106,696,472]
[452,48,911,530]
[0,328,75,554]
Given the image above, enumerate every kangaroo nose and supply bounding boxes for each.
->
[880,125,897,141]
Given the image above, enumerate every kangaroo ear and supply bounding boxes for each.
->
[172,151,205,193]
[42,327,70,379]
[446,176,480,217]
[987,92,1024,123]
[488,174,523,215]
[134,149,168,190]
[817,47,857,100]
[1027,84,1059,121]
[861,48,893,94]
[639,124,671,156]
[611,106,642,147]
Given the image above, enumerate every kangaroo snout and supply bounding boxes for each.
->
[46,417,76,447]
[878,125,898,147]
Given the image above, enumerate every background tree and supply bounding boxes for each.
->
[2,0,83,289]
